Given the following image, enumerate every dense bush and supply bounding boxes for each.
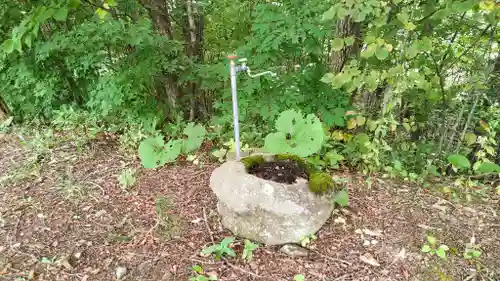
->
[1,0,499,180]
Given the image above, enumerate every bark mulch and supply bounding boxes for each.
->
[0,136,499,281]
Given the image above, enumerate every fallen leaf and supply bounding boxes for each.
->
[205,271,218,278]
[432,203,447,212]
[334,217,346,225]
[57,257,73,270]
[393,248,406,263]
[191,218,202,224]
[360,253,380,267]
[417,224,436,230]
[115,266,127,279]
[28,269,35,280]
[362,228,383,236]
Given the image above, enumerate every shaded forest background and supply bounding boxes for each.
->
[1,0,499,181]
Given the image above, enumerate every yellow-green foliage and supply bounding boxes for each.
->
[276,153,316,174]
[241,155,265,170]
[308,172,335,194]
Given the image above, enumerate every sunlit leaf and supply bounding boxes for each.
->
[347,118,357,129]
[447,154,470,170]
[404,22,416,30]
[182,123,206,153]
[322,7,336,21]
[138,136,166,168]
[264,109,324,157]
[96,8,108,19]
[421,244,431,253]
[332,38,345,51]
[464,132,477,146]
[320,73,335,84]
[337,7,348,19]
[293,274,305,281]
[361,44,376,58]
[397,12,409,24]
[344,36,355,46]
[375,47,389,60]
[2,39,14,54]
[53,7,68,21]
[333,189,349,207]
[68,0,81,9]
[476,162,500,174]
[406,43,420,59]
[353,11,366,22]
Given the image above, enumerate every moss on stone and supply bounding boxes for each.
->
[275,153,316,174]
[241,155,266,171]
[308,172,335,194]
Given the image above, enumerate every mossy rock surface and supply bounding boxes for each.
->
[275,153,316,174]
[241,153,335,195]
[241,155,266,170]
[308,172,335,194]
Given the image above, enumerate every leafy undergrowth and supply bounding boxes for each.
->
[0,135,499,281]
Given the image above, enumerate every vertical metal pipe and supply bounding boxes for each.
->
[229,59,241,161]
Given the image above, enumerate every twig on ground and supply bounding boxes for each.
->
[222,257,262,278]
[187,257,224,265]
[330,273,350,281]
[203,207,215,243]
[138,220,159,245]
[11,212,23,243]
[311,250,352,266]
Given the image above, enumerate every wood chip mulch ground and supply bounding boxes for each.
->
[0,134,499,281]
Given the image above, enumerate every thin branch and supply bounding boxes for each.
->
[455,92,480,153]
[415,8,443,23]
[222,258,263,278]
[444,24,492,71]
[310,249,352,266]
[445,104,465,151]
[81,0,136,22]
[202,207,214,243]
[439,12,467,69]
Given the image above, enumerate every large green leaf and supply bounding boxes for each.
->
[182,123,206,153]
[138,136,166,168]
[476,162,500,174]
[264,109,324,157]
[447,154,470,170]
[160,140,183,163]
[138,136,181,168]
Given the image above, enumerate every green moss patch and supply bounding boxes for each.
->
[308,172,335,194]
[241,155,266,170]
[242,153,335,194]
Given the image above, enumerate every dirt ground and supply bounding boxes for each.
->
[0,133,499,281]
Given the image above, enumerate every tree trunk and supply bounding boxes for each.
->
[0,95,10,120]
[182,0,205,120]
[491,55,500,101]
[140,0,181,119]
[329,17,361,73]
